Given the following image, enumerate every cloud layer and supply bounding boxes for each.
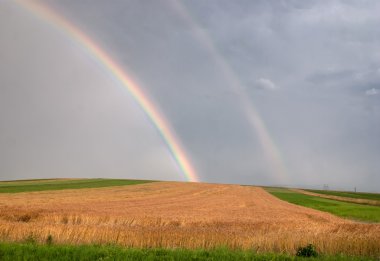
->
[1,0,379,191]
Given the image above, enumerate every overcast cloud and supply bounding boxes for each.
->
[1,0,379,192]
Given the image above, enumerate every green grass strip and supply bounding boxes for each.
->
[305,189,380,201]
[0,243,375,261]
[265,187,380,222]
[0,179,153,193]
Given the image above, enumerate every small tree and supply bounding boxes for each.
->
[46,234,53,245]
[296,244,318,257]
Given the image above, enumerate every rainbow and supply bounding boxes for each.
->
[171,1,288,183]
[16,0,199,182]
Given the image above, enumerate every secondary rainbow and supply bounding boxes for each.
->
[171,1,288,183]
[16,0,199,182]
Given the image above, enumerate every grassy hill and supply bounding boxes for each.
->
[265,187,380,222]
[0,178,153,193]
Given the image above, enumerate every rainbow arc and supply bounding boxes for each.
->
[17,0,199,182]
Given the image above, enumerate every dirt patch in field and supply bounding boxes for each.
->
[0,182,379,256]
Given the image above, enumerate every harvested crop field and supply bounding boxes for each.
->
[0,182,379,257]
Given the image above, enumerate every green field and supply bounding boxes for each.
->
[0,243,375,261]
[265,187,380,222]
[0,179,153,193]
[305,189,380,201]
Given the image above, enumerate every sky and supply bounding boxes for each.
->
[1,0,379,192]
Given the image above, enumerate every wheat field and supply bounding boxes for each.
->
[0,182,379,256]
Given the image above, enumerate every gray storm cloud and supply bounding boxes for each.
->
[1,0,379,192]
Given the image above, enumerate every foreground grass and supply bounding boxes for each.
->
[0,243,375,261]
[0,179,153,193]
[305,189,380,201]
[265,187,380,222]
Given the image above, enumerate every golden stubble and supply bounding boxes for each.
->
[0,182,379,256]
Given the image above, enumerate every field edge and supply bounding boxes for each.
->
[0,242,376,261]
[0,178,155,193]
[264,187,380,223]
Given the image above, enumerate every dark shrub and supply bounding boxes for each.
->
[296,244,318,257]
[46,235,53,245]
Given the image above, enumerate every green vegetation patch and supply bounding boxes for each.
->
[265,187,380,222]
[0,243,375,261]
[305,189,380,201]
[0,179,153,193]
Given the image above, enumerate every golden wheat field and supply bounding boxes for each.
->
[0,182,379,256]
